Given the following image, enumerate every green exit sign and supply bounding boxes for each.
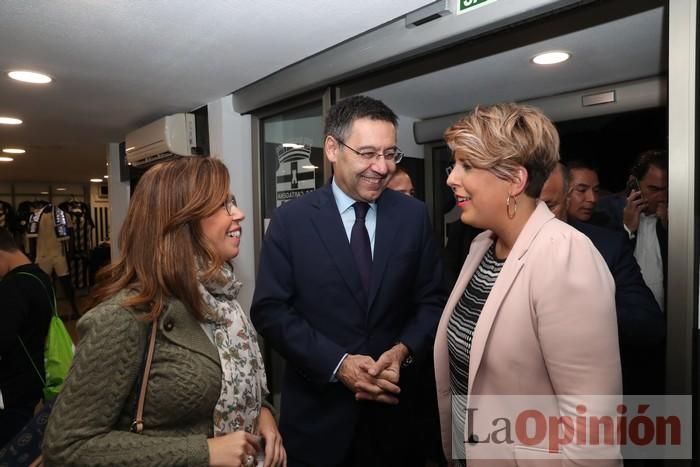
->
[457,0,498,15]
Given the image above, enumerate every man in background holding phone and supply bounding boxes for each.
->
[598,150,668,311]
[541,163,664,396]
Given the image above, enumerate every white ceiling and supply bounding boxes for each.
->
[368,7,665,119]
[0,0,434,182]
[0,2,666,184]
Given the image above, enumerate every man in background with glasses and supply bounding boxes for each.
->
[252,95,446,467]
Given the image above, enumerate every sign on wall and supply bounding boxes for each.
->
[275,143,317,207]
[457,0,498,15]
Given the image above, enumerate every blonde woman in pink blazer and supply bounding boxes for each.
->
[434,103,622,467]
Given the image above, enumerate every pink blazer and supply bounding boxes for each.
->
[434,202,622,467]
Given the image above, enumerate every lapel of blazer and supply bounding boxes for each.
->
[159,299,221,366]
[435,230,493,388]
[367,192,400,310]
[309,185,367,309]
[467,202,554,395]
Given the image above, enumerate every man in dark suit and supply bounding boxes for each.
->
[251,96,446,467]
[595,150,668,311]
[566,159,602,223]
[541,163,665,395]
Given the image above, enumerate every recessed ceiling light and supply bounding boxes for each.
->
[532,51,570,65]
[90,178,103,183]
[56,187,67,191]
[40,191,49,195]
[0,117,22,125]
[3,148,25,154]
[103,175,109,179]
[8,70,52,84]
[0,157,14,162]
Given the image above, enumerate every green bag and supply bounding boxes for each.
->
[17,272,75,401]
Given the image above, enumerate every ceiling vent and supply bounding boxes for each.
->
[581,90,617,107]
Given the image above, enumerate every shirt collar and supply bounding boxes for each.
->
[331,177,376,214]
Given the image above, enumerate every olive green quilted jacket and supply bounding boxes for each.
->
[43,292,222,466]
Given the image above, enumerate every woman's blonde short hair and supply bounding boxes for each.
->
[444,103,560,198]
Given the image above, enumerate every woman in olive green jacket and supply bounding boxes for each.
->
[43,157,286,467]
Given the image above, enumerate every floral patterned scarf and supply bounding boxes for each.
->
[198,261,269,435]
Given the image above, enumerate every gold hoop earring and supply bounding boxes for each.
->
[506,194,517,220]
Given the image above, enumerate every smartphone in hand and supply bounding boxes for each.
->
[626,177,642,197]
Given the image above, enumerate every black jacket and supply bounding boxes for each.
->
[0,264,53,407]
[571,220,665,394]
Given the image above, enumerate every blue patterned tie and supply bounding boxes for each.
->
[351,202,372,292]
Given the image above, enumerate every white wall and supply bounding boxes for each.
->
[667,0,696,395]
[107,143,130,262]
[397,114,424,159]
[208,95,256,314]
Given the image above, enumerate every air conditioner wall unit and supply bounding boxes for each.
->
[125,113,197,167]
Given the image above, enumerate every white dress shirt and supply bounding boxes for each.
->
[633,214,665,310]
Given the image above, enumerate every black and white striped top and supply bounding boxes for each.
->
[447,244,504,465]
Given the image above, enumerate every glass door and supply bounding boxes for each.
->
[260,102,325,225]
[252,91,336,405]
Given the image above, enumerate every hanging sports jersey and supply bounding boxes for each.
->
[27,204,70,241]
[59,201,94,289]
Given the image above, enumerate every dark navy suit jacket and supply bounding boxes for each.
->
[251,184,446,465]
[571,220,665,394]
[595,194,668,297]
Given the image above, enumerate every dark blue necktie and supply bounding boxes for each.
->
[351,202,372,292]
